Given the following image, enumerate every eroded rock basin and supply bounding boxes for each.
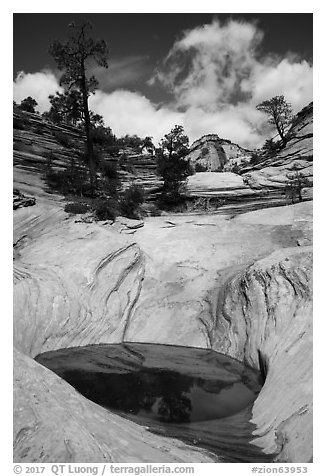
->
[35,342,268,462]
[35,343,263,424]
[13,201,313,463]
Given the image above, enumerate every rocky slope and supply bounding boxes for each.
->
[13,105,313,464]
[186,134,251,172]
[184,103,313,209]
[243,102,313,192]
[13,109,162,202]
[14,191,313,462]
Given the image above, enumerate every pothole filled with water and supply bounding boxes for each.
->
[35,342,263,424]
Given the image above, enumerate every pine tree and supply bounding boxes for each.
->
[49,21,109,193]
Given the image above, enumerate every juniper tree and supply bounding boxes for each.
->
[43,90,83,125]
[256,95,293,147]
[49,21,109,193]
[157,125,192,204]
[19,96,38,113]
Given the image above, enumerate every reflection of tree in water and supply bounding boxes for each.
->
[61,369,193,422]
[157,394,192,423]
[154,370,193,423]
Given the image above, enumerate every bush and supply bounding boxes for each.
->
[195,163,207,172]
[261,138,282,157]
[101,161,118,180]
[120,184,145,219]
[201,147,209,157]
[91,197,118,221]
[54,131,73,148]
[44,162,89,196]
[18,96,38,113]
[64,202,89,214]
[117,134,143,152]
[105,145,120,156]
[230,163,241,174]
[284,171,310,203]
[91,126,116,148]
[13,116,28,130]
[250,151,262,165]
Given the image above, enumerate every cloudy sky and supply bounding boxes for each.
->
[13,13,313,148]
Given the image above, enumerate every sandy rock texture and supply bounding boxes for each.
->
[13,110,162,201]
[244,103,313,189]
[13,104,313,464]
[13,188,312,463]
[186,134,250,171]
[185,171,256,198]
[184,104,313,209]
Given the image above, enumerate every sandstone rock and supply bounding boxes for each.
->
[185,171,257,198]
[243,103,313,191]
[13,110,163,203]
[211,247,312,462]
[186,134,251,172]
[14,349,215,463]
[115,216,144,229]
[13,189,36,210]
[13,201,313,463]
[13,108,313,463]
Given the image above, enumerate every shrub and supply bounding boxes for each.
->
[44,162,89,196]
[284,170,310,203]
[230,163,241,174]
[250,151,262,165]
[201,147,209,157]
[64,202,89,214]
[120,184,145,219]
[157,125,192,206]
[13,116,28,130]
[261,138,282,157]
[91,197,118,221]
[195,163,207,172]
[54,131,73,148]
[101,161,118,179]
[105,145,120,156]
[117,134,143,152]
[18,96,38,113]
[91,126,116,148]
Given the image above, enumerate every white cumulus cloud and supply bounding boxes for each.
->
[13,70,63,112]
[152,18,313,146]
[89,90,183,144]
[13,18,312,149]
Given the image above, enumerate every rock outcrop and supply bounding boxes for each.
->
[185,172,256,198]
[13,104,313,464]
[243,103,313,190]
[13,189,36,210]
[14,187,313,462]
[184,103,313,210]
[13,110,162,202]
[186,134,251,172]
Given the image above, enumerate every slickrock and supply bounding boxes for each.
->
[243,103,313,190]
[13,104,313,464]
[186,134,250,171]
[13,189,36,210]
[14,193,312,462]
[211,247,312,462]
[185,171,257,198]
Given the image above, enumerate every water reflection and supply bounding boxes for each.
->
[60,364,259,423]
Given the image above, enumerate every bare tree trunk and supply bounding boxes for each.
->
[80,64,97,194]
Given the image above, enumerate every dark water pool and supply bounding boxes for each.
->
[35,342,263,424]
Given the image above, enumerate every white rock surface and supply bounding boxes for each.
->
[14,195,313,463]
[185,172,256,198]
